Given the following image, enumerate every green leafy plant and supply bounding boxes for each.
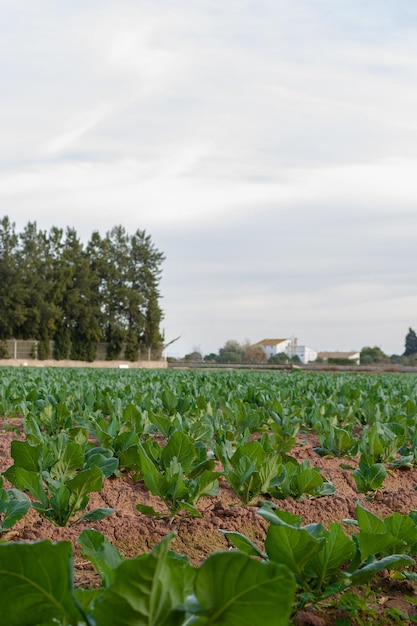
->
[0,476,31,533]
[345,502,417,564]
[223,502,415,616]
[352,454,387,495]
[0,529,297,626]
[0,539,86,625]
[313,423,358,457]
[220,399,269,436]
[359,423,405,464]
[78,529,296,626]
[135,431,222,517]
[223,439,283,504]
[270,458,336,500]
[4,435,115,526]
[35,401,75,434]
[267,403,301,454]
[254,504,356,608]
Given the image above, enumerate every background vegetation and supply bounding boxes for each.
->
[0,216,165,361]
[181,331,417,366]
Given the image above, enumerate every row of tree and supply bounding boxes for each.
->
[0,216,165,361]
[183,340,300,365]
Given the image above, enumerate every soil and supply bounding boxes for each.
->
[1,417,417,625]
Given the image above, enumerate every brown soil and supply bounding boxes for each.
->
[1,418,417,625]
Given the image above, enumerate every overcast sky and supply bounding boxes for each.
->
[1,1,416,357]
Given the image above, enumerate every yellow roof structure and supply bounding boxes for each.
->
[318,351,359,359]
[253,338,288,346]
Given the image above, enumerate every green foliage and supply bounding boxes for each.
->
[350,503,417,563]
[0,530,297,626]
[270,458,336,500]
[1,369,417,622]
[217,399,268,436]
[90,533,194,625]
[0,506,414,625]
[216,339,257,363]
[78,529,124,586]
[4,435,115,526]
[359,423,405,464]
[314,423,358,457]
[352,454,387,494]
[360,346,389,365]
[124,329,140,361]
[53,325,71,359]
[404,327,417,356]
[269,352,289,364]
[0,476,30,532]
[0,540,84,625]
[327,357,357,365]
[224,439,283,504]
[268,404,301,452]
[37,335,51,360]
[0,217,165,361]
[4,368,417,523]
[136,432,222,517]
[244,502,416,610]
[0,217,26,340]
[191,551,295,625]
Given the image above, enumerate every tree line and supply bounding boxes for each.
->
[360,328,417,365]
[182,340,300,365]
[0,216,165,361]
[180,330,417,366]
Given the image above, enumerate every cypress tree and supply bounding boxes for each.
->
[17,222,60,357]
[0,217,25,339]
[404,328,417,356]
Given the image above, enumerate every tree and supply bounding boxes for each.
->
[184,351,203,362]
[269,352,289,364]
[360,346,388,365]
[217,340,245,363]
[129,229,165,357]
[242,346,267,364]
[142,294,164,357]
[404,328,417,357]
[88,226,164,360]
[16,222,61,358]
[88,226,130,359]
[0,217,25,339]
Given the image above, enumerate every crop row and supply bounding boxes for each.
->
[1,502,417,625]
[1,369,417,522]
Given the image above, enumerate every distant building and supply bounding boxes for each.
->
[253,338,292,360]
[296,345,319,364]
[318,351,360,365]
[253,338,317,364]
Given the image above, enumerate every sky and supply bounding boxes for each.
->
[1,0,416,358]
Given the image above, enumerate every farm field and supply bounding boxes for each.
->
[1,367,417,625]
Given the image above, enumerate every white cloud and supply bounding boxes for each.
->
[45,106,115,155]
[3,155,417,236]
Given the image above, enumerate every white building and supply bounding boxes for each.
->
[253,338,317,364]
[295,345,318,364]
[253,338,293,360]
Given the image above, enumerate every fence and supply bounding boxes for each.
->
[0,339,163,363]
